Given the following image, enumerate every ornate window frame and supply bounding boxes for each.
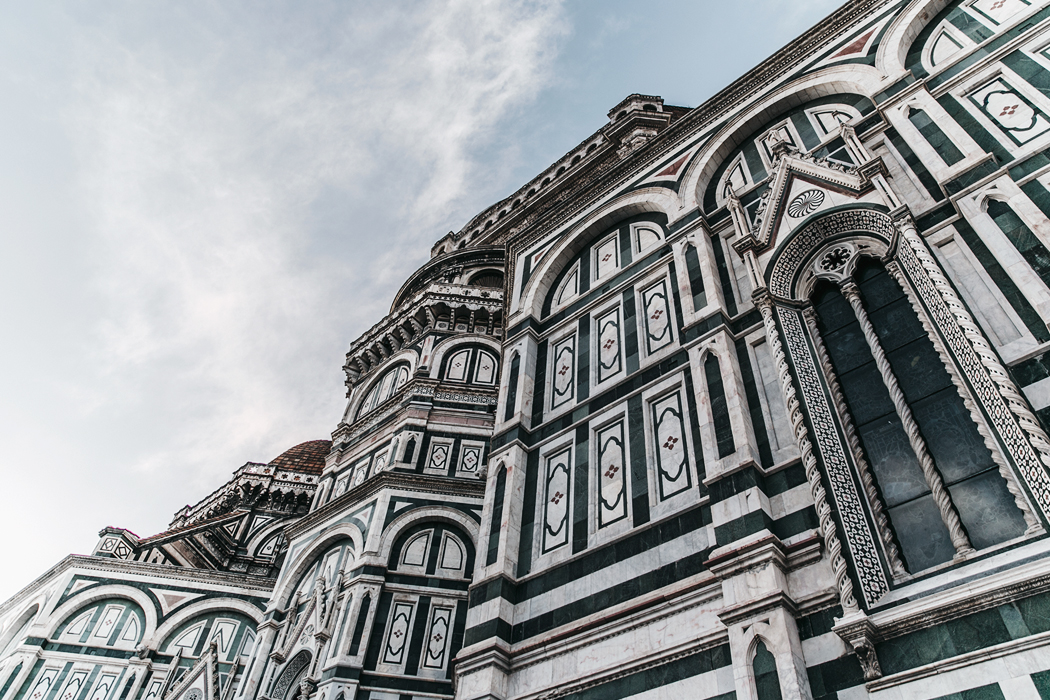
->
[762,207,1050,609]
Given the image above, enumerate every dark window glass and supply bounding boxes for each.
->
[486,466,508,565]
[753,641,783,700]
[889,494,957,571]
[685,243,707,311]
[908,107,964,165]
[813,261,1028,573]
[705,354,736,458]
[948,470,1028,549]
[856,262,1026,548]
[814,282,952,571]
[987,199,1050,290]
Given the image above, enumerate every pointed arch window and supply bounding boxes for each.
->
[986,198,1050,288]
[704,354,736,458]
[753,641,783,700]
[907,107,964,165]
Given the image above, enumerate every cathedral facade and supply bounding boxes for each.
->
[6,1,1050,698]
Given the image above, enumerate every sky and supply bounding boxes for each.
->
[0,0,841,601]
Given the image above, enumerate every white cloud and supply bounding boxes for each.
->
[66,0,569,489]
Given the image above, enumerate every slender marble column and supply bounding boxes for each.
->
[803,306,908,578]
[839,280,973,557]
[884,260,1041,533]
[757,293,859,614]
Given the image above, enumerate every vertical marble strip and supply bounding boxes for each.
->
[504,353,520,421]
[777,304,887,606]
[572,425,589,554]
[627,395,650,525]
[685,243,708,311]
[485,465,508,566]
[895,224,1050,519]
[403,596,430,675]
[622,288,640,374]
[517,450,540,577]
[577,315,591,402]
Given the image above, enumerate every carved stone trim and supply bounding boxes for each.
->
[756,295,864,611]
[769,209,896,298]
[773,302,889,606]
[803,307,907,579]
[893,217,1050,520]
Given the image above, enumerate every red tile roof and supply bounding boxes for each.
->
[269,440,332,475]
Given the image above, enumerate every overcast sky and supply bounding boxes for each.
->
[0,0,840,600]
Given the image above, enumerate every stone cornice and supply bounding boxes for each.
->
[490,0,889,293]
[0,554,276,617]
[285,471,485,540]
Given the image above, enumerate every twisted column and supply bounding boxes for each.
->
[895,214,1050,518]
[840,280,973,557]
[803,306,908,578]
[757,294,859,613]
[885,260,1041,533]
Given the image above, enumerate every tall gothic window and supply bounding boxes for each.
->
[986,198,1050,289]
[811,258,1027,573]
[907,106,963,165]
[753,641,783,700]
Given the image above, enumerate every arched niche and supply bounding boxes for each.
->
[388,522,475,579]
[876,0,959,78]
[516,188,679,320]
[51,597,146,651]
[679,64,885,211]
[160,610,258,665]
[272,529,361,610]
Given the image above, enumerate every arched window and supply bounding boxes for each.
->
[907,106,963,165]
[810,259,1028,572]
[357,364,410,419]
[469,270,504,288]
[753,641,783,700]
[441,346,498,386]
[986,199,1050,289]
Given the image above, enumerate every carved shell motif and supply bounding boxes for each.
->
[787,189,825,218]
